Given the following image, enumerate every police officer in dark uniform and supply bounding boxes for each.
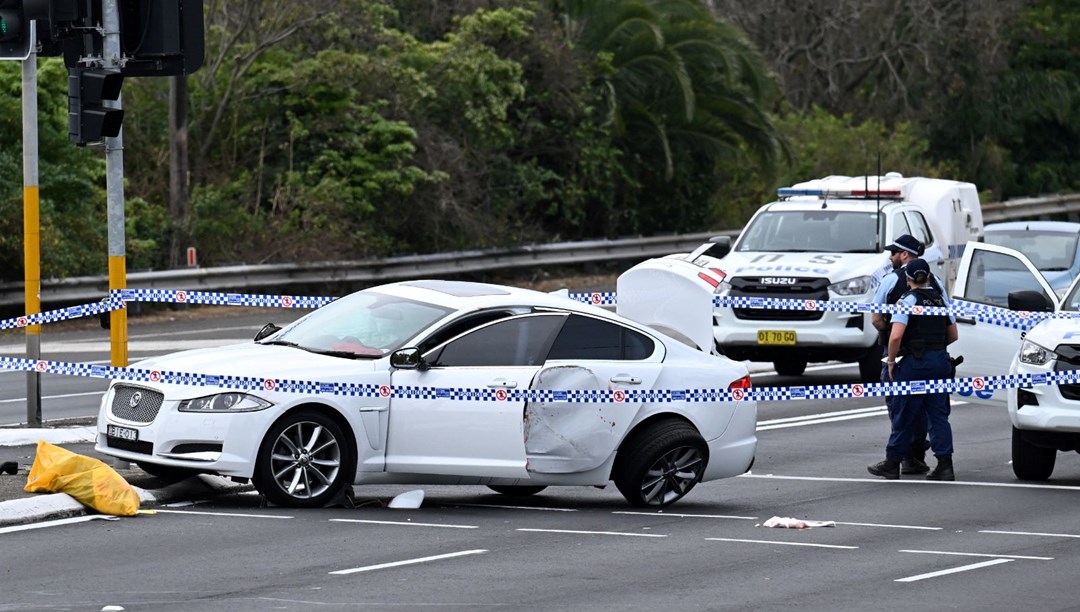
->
[870,235,946,475]
[868,258,958,480]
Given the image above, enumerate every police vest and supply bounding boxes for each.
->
[898,287,949,357]
[879,268,946,346]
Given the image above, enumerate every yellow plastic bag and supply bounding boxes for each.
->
[24,440,140,517]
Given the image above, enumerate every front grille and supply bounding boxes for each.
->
[1055,344,1080,400]
[728,277,829,321]
[106,437,154,455]
[110,385,165,424]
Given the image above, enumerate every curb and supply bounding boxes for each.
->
[0,474,253,528]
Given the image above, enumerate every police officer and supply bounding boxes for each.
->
[868,258,958,480]
[870,235,946,475]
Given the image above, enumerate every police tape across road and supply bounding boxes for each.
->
[0,288,1076,403]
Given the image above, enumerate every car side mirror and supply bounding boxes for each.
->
[390,347,425,370]
[709,235,732,258]
[254,323,282,342]
[1007,290,1054,313]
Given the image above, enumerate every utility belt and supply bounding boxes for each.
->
[899,339,947,359]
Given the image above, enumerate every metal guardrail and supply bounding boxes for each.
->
[1,192,1076,308]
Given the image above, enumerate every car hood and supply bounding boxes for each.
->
[720,251,892,285]
[132,342,381,383]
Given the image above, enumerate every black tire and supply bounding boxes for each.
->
[136,462,200,481]
[487,485,547,496]
[615,420,708,508]
[773,359,807,377]
[858,350,882,383]
[253,409,355,508]
[1012,426,1056,481]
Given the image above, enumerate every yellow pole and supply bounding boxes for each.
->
[109,255,128,367]
[23,186,39,329]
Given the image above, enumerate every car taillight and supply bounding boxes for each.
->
[728,375,752,389]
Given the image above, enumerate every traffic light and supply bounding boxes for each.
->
[118,0,204,76]
[69,67,124,145]
[0,0,32,60]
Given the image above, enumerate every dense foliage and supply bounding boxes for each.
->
[0,0,1076,281]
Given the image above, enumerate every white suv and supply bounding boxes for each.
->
[949,242,1080,480]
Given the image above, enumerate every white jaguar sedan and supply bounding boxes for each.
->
[96,273,756,508]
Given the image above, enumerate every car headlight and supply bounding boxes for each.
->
[178,393,273,413]
[1018,339,1055,366]
[829,276,872,296]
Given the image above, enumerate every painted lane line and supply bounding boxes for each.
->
[833,521,941,531]
[0,390,105,405]
[759,405,887,426]
[330,519,478,529]
[517,528,666,538]
[980,529,1080,539]
[152,509,293,519]
[706,537,857,550]
[740,473,1080,492]
[758,411,887,431]
[896,558,1012,582]
[613,511,757,520]
[900,549,1053,561]
[330,549,488,575]
[447,503,577,512]
[0,515,117,535]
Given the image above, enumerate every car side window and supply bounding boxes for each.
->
[427,314,565,367]
[963,249,1053,308]
[890,212,911,244]
[546,314,655,361]
[905,211,934,249]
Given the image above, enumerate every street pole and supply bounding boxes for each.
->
[102,0,127,368]
[22,29,41,427]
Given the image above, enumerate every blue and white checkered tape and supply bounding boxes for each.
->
[2,354,1078,404]
[0,297,124,331]
[114,289,334,309]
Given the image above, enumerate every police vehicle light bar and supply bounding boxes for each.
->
[777,188,903,198]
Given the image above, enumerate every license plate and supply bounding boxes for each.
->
[757,330,796,345]
[107,424,139,442]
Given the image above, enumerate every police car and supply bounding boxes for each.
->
[948,242,1080,480]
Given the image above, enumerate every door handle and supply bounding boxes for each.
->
[610,375,642,385]
[956,316,976,325]
[487,380,518,389]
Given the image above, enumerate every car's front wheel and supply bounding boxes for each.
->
[253,409,354,508]
[487,485,547,496]
[1012,426,1056,481]
[615,420,708,508]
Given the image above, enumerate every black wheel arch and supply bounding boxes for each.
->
[258,402,360,476]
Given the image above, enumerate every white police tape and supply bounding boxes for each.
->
[0,297,124,331]
[1,354,1078,404]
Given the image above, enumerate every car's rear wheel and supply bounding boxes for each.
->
[615,420,708,508]
[773,359,807,377]
[487,485,547,496]
[1012,426,1056,481]
[136,462,200,481]
[253,409,354,508]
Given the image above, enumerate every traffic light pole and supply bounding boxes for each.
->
[22,39,41,427]
[102,0,127,368]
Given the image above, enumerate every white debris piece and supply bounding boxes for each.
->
[388,489,425,509]
[761,516,836,529]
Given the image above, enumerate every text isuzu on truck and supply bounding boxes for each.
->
[655,174,983,381]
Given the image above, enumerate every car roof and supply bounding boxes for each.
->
[985,221,1080,233]
[762,200,899,213]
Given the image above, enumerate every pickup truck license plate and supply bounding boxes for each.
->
[757,330,796,345]
[107,424,138,442]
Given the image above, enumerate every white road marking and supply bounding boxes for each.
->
[758,411,887,430]
[706,537,857,550]
[895,558,1013,582]
[832,521,941,531]
[329,549,488,575]
[330,518,478,529]
[759,406,886,426]
[447,503,577,512]
[517,528,666,538]
[740,473,1080,491]
[900,549,1053,561]
[152,509,292,519]
[756,400,970,431]
[0,515,117,535]
[980,529,1080,539]
[0,391,104,405]
[613,511,757,520]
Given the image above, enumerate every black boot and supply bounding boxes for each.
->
[901,456,930,475]
[867,459,900,480]
[926,456,955,481]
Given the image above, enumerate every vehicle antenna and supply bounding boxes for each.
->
[874,154,882,252]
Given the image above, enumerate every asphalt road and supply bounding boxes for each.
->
[3,308,1080,609]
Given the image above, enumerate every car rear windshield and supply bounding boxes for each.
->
[984,230,1079,272]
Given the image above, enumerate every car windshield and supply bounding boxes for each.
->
[984,230,1080,272]
[262,290,453,358]
[736,210,881,253]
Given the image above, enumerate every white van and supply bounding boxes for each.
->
[655,174,983,380]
